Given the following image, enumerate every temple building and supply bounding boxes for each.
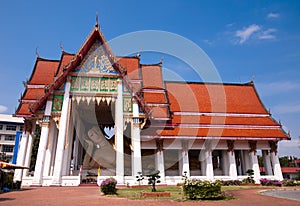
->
[13,21,289,187]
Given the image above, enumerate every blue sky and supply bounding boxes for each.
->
[0,0,299,156]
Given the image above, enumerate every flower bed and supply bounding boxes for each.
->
[259,178,282,187]
[100,177,117,195]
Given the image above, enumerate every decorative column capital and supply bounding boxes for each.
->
[156,139,164,152]
[24,118,36,133]
[227,140,235,154]
[248,140,257,154]
[41,115,51,127]
[268,141,278,155]
[181,140,189,153]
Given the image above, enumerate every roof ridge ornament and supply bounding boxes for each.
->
[251,73,255,84]
[60,41,64,52]
[95,11,99,28]
[159,55,164,65]
[36,47,40,58]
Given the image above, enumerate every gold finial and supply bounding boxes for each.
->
[36,47,40,58]
[95,11,99,28]
[60,41,64,52]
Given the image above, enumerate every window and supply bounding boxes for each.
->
[2,145,14,153]
[19,125,24,131]
[5,135,15,141]
[6,125,16,131]
[0,125,3,130]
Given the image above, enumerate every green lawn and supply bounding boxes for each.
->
[115,185,284,201]
[116,186,185,201]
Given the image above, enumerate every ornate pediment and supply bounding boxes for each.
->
[76,41,117,74]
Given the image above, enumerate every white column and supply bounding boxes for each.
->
[62,112,73,176]
[49,124,58,176]
[228,151,238,180]
[179,141,190,177]
[43,120,55,176]
[222,151,229,176]
[51,80,71,185]
[13,130,29,182]
[262,150,273,175]
[115,79,124,184]
[32,100,52,186]
[249,151,260,183]
[199,150,206,176]
[23,122,36,178]
[270,152,283,180]
[131,119,142,177]
[243,150,252,173]
[181,150,190,177]
[155,150,165,183]
[205,150,214,180]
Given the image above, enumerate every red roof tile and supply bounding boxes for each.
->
[141,64,164,89]
[156,127,287,139]
[166,82,268,114]
[29,58,59,85]
[56,52,75,77]
[281,167,300,173]
[144,92,167,103]
[22,88,45,100]
[118,57,140,80]
[172,115,279,126]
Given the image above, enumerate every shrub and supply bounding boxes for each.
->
[282,179,300,186]
[135,172,144,186]
[242,169,255,184]
[183,179,223,200]
[219,180,242,186]
[145,166,161,192]
[259,178,282,187]
[100,177,117,195]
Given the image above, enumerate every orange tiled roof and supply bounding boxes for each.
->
[281,167,300,173]
[55,52,75,77]
[156,127,287,139]
[166,82,268,114]
[172,115,279,126]
[14,24,289,141]
[22,88,45,100]
[28,58,59,85]
[15,58,60,116]
[141,64,164,89]
[118,57,140,80]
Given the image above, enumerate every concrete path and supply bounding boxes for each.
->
[260,189,300,201]
[0,187,299,206]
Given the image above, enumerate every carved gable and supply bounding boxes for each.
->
[76,40,117,74]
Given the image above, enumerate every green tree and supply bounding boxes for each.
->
[146,165,161,192]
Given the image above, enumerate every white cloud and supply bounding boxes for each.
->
[0,105,8,113]
[273,103,300,114]
[235,24,261,44]
[258,28,277,40]
[278,139,300,157]
[256,81,300,97]
[267,13,280,19]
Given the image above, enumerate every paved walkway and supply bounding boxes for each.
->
[260,189,300,201]
[0,187,299,206]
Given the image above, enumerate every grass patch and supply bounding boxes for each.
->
[117,186,185,201]
[116,185,239,201]
[222,185,277,191]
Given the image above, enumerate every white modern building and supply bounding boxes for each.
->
[0,114,24,163]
